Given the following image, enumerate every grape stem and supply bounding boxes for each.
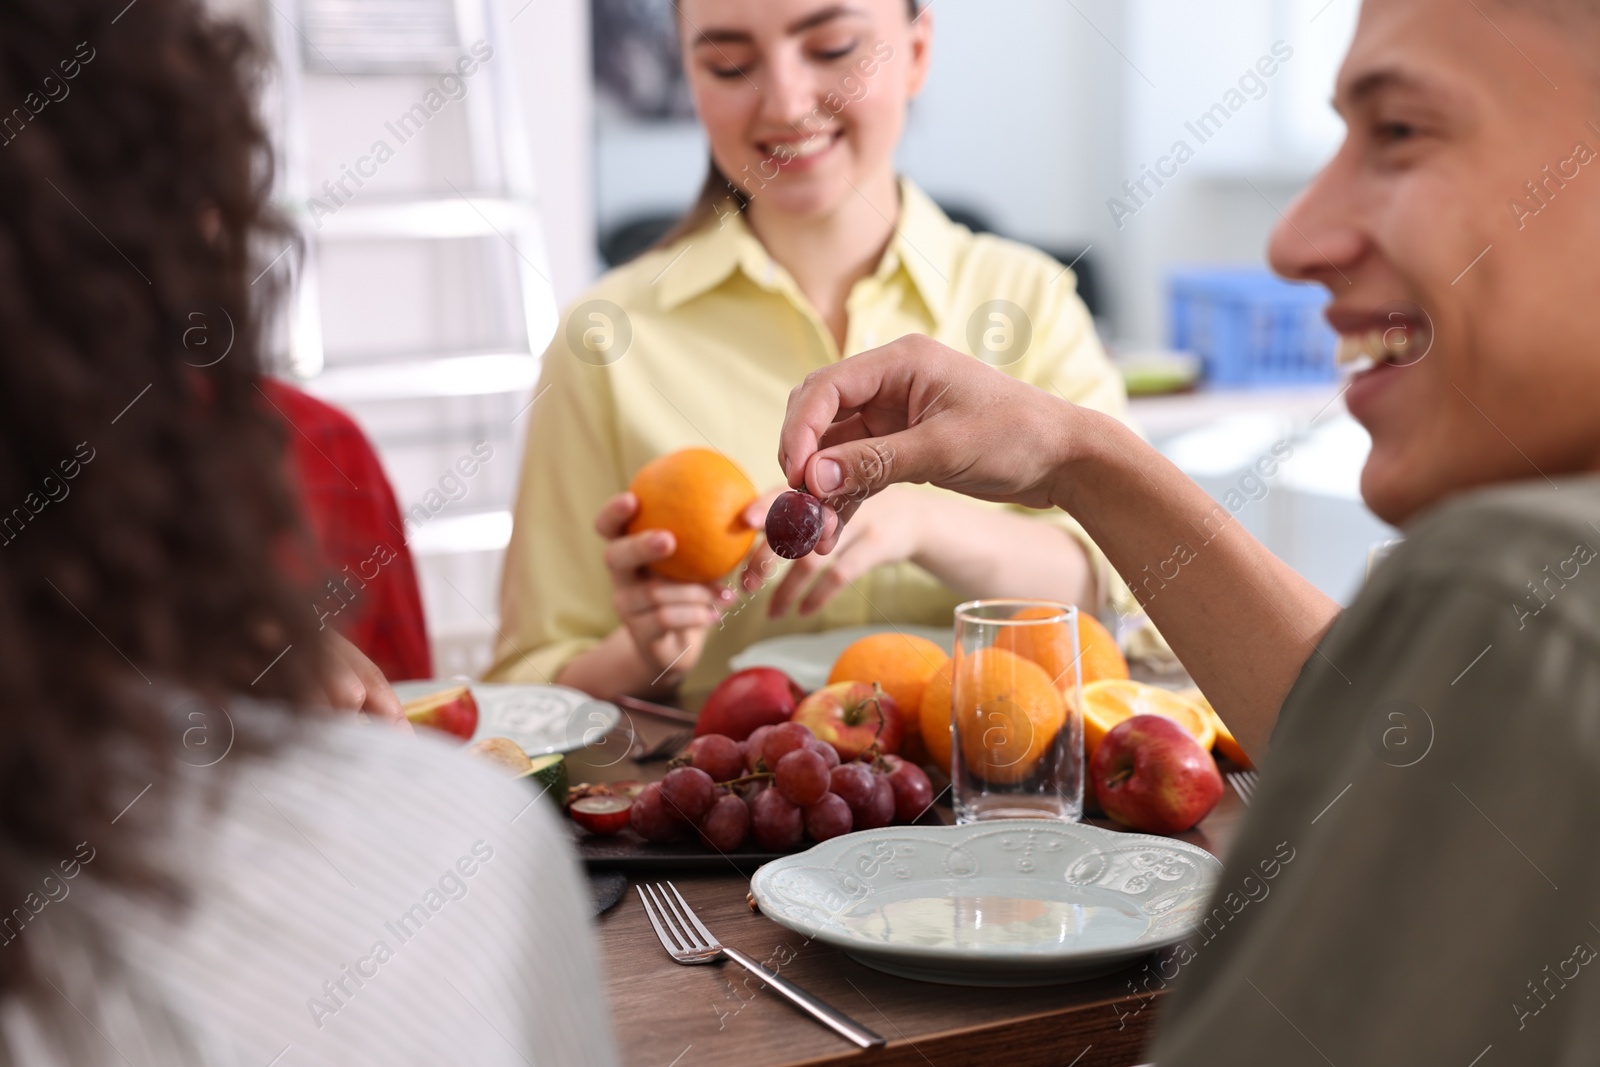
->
[716,771,775,789]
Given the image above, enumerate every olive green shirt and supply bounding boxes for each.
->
[1153,476,1600,1065]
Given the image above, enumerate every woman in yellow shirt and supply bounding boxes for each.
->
[489,0,1135,701]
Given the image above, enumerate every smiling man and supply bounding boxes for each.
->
[774,0,1600,1060]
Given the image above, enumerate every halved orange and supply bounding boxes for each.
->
[1082,680,1215,764]
[1181,687,1253,769]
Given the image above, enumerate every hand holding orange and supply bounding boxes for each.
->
[627,448,758,584]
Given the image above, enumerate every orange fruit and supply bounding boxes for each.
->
[919,659,955,771]
[829,632,950,748]
[995,607,1129,691]
[1074,613,1130,685]
[1183,688,1253,769]
[953,647,1066,785]
[627,448,758,584]
[1081,679,1215,764]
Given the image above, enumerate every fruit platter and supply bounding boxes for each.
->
[399,627,1250,871]
[547,622,1252,871]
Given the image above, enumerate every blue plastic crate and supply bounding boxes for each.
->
[1168,269,1338,387]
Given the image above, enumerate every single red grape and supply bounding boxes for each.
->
[766,491,826,559]
[696,793,751,851]
[686,734,744,783]
[762,721,814,769]
[749,788,804,851]
[807,738,841,770]
[829,762,877,814]
[744,725,776,772]
[856,775,895,830]
[803,793,853,841]
[659,766,716,822]
[884,756,935,822]
[774,748,830,806]
[630,783,683,843]
[569,795,632,836]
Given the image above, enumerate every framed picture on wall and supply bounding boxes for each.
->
[592,0,695,121]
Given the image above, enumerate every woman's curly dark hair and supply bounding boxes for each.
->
[0,0,325,994]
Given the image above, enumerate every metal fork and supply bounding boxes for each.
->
[637,882,885,1049]
[1227,769,1259,807]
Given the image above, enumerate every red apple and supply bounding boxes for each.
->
[695,667,806,741]
[1091,715,1223,835]
[790,681,902,762]
[403,684,479,742]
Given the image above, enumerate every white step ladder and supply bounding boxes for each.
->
[263,0,557,675]
[268,0,557,388]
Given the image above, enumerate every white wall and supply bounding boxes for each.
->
[594,119,707,231]
[510,0,596,306]
[1110,0,1359,344]
[896,0,1126,251]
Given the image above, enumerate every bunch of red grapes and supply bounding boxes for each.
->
[630,720,934,851]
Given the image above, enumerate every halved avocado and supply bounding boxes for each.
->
[524,752,568,809]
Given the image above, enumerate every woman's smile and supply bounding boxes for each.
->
[759,128,847,171]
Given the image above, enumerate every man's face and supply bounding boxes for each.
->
[1269,0,1600,525]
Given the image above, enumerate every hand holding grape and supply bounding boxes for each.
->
[741,485,931,616]
[778,335,1082,552]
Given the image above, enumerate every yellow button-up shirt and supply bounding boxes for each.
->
[488,180,1135,696]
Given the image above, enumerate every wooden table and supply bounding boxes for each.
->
[571,709,1245,1067]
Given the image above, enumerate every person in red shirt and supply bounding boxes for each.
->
[258,380,433,683]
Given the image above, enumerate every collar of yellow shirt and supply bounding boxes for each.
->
[653,178,956,334]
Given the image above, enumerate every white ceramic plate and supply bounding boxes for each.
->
[392,681,620,757]
[728,624,952,692]
[750,821,1221,986]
